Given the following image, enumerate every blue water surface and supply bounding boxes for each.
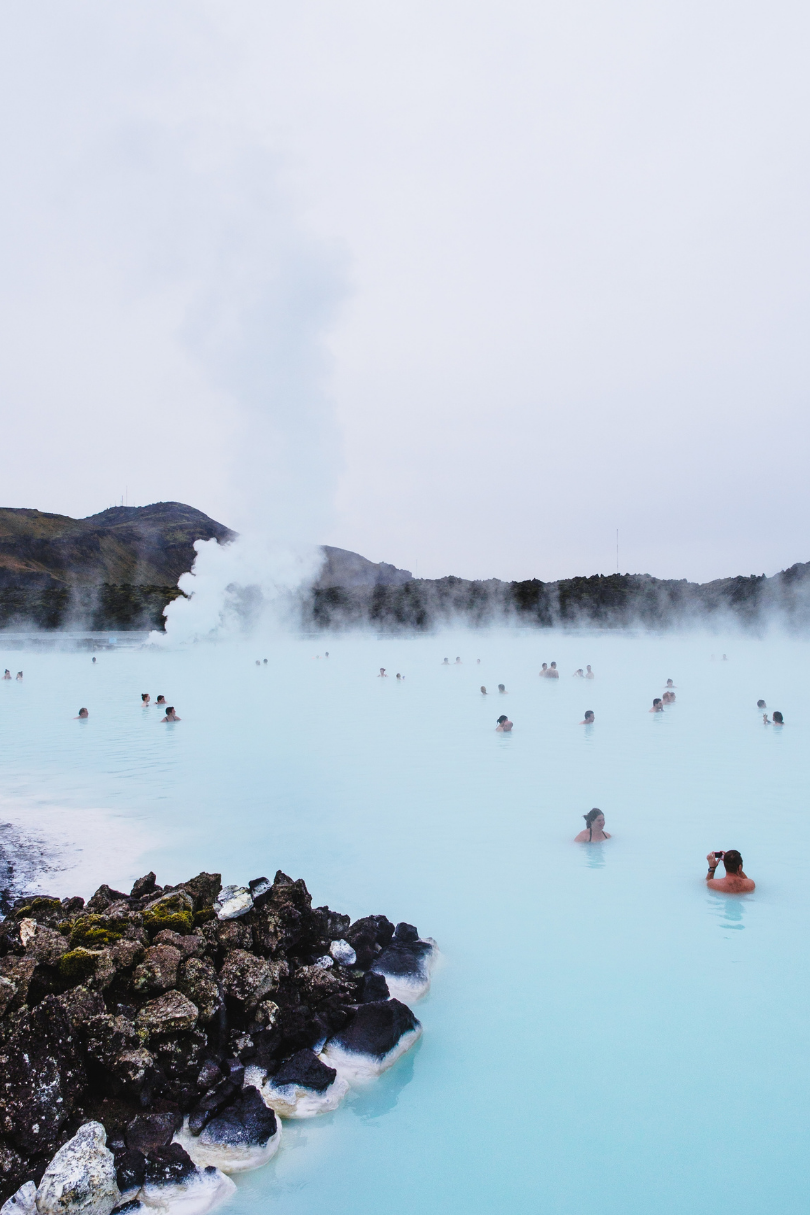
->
[0,629,807,1215]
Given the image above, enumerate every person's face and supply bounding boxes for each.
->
[586,713,593,722]
[595,814,605,831]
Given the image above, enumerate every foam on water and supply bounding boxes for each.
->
[0,629,808,1214]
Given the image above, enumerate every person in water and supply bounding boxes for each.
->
[455,657,462,664]
[548,662,559,678]
[498,684,506,693]
[92,657,96,664]
[75,708,89,719]
[161,707,181,722]
[539,663,548,677]
[764,710,784,724]
[757,699,766,710]
[16,672,22,681]
[156,695,166,706]
[580,710,595,724]
[586,665,594,679]
[495,715,513,732]
[575,809,610,842]
[442,657,449,665]
[662,690,675,704]
[706,850,754,893]
[141,693,151,706]
[650,698,664,712]
[573,668,584,678]
[665,678,676,689]
[480,686,487,695]
[2,670,10,680]
[378,667,387,677]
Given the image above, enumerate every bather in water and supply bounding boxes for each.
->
[498,684,506,693]
[705,849,754,893]
[378,668,387,677]
[495,715,513,732]
[547,662,559,678]
[141,693,151,706]
[650,698,664,713]
[580,710,595,725]
[575,808,610,842]
[573,668,584,678]
[586,665,594,678]
[539,663,548,677]
[480,686,487,695]
[161,707,181,722]
[764,711,784,725]
[662,690,676,704]
[75,708,89,719]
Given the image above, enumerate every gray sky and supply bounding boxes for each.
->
[1,2,808,583]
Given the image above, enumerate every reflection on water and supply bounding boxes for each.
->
[352,1037,421,1122]
[708,891,748,931]
[583,842,607,869]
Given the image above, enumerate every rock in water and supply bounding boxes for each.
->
[36,1122,119,1215]
[212,887,252,921]
[0,1181,36,1215]
[140,1145,234,1214]
[369,923,438,1002]
[245,1049,350,1119]
[320,999,422,1085]
[173,1090,279,1175]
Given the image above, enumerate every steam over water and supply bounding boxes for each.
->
[1,629,807,1214]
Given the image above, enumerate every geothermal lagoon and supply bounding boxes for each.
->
[1,628,807,1215]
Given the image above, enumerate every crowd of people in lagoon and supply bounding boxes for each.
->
[4,647,777,895]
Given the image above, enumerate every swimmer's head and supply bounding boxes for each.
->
[550,662,557,669]
[666,679,674,687]
[583,808,604,829]
[653,698,662,707]
[583,711,594,722]
[157,696,166,704]
[141,693,149,703]
[78,708,88,718]
[497,715,508,725]
[773,710,783,723]
[757,699,766,708]
[480,686,487,693]
[498,684,505,692]
[722,849,743,874]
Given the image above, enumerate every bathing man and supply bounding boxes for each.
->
[705,851,755,893]
[496,715,513,732]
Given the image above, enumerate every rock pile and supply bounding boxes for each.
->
[0,870,437,1214]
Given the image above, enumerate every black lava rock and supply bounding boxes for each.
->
[143,1143,196,1186]
[327,999,420,1059]
[114,1147,146,1194]
[125,1112,182,1155]
[360,973,390,1002]
[199,1087,277,1148]
[271,1049,337,1093]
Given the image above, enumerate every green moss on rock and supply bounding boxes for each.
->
[143,907,193,936]
[11,897,62,922]
[69,915,126,949]
[58,948,100,983]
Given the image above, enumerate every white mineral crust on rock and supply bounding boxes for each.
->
[328,940,356,965]
[1,1181,36,1215]
[35,1122,119,1215]
[212,886,253,920]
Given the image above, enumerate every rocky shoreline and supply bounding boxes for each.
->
[0,870,437,1214]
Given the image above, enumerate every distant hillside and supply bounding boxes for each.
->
[0,503,234,630]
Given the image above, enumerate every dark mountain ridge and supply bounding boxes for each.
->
[0,501,807,632]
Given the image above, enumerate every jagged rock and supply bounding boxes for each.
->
[0,983,15,1020]
[55,988,107,1032]
[176,960,221,1025]
[251,1000,279,1028]
[247,878,271,902]
[136,992,198,1036]
[107,941,144,972]
[151,1031,207,1090]
[320,999,422,1084]
[174,1088,280,1174]
[212,887,252,922]
[142,893,195,938]
[173,874,221,913]
[218,951,277,1010]
[215,922,252,953]
[0,959,36,1011]
[86,887,131,915]
[0,996,86,1156]
[359,972,390,1002]
[35,1121,119,1215]
[129,874,159,901]
[293,965,342,1003]
[112,1149,144,1198]
[370,923,438,1002]
[108,1050,160,1102]
[0,1146,28,1210]
[131,946,182,994]
[124,1114,181,1156]
[22,925,69,967]
[328,940,356,965]
[246,1049,349,1119]
[152,933,204,960]
[0,1180,35,1215]
[344,915,395,969]
[85,1014,141,1069]
[140,1144,234,1213]
[311,908,350,941]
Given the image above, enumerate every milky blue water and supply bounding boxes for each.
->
[1,629,808,1215]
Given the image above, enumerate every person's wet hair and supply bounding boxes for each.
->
[498,684,505,692]
[584,710,594,721]
[757,700,766,708]
[583,808,602,828]
[772,711,784,723]
[497,715,508,724]
[141,693,149,702]
[723,849,743,874]
[653,698,662,706]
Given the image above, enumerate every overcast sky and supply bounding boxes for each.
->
[1,1,809,583]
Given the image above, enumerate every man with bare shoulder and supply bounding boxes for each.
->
[705,850,755,893]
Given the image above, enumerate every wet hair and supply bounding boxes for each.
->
[497,715,508,724]
[167,707,175,715]
[584,710,594,720]
[141,693,149,702]
[78,708,88,716]
[583,807,603,841]
[498,684,505,691]
[723,849,743,874]
[653,698,662,706]
[773,711,783,723]
[157,695,165,702]
[757,700,766,708]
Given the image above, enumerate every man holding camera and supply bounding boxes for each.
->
[705,850,755,893]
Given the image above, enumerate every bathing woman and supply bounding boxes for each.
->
[575,809,610,842]
[495,715,513,732]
